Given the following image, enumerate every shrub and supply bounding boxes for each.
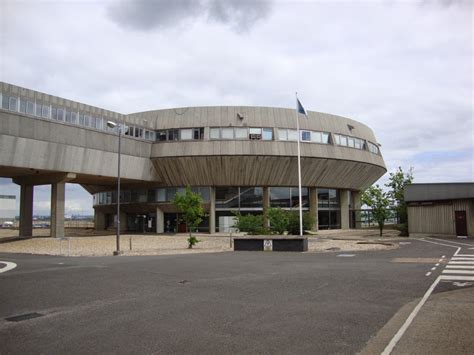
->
[396,223,409,237]
[268,208,290,234]
[187,235,201,249]
[287,211,315,235]
[233,213,264,235]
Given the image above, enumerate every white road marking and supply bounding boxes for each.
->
[442,255,446,258]
[455,254,474,257]
[337,254,355,257]
[416,238,461,252]
[435,263,440,266]
[0,261,17,273]
[431,267,436,271]
[425,237,474,247]
[425,272,432,276]
[440,275,474,281]
[442,270,474,275]
[384,239,469,354]
[382,276,442,355]
[446,265,474,269]
[452,282,473,287]
[449,261,474,265]
[451,257,474,261]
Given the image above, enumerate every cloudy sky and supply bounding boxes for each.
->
[0,0,472,216]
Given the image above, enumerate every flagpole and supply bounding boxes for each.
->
[295,92,303,237]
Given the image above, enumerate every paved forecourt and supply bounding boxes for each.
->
[0,238,473,354]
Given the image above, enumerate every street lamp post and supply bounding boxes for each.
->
[107,121,122,255]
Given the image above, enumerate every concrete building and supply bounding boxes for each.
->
[0,195,16,223]
[405,183,474,238]
[0,81,386,237]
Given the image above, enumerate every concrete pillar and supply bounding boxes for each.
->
[309,187,318,231]
[94,209,106,230]
[340,189,350,229]
[50,182,65,238]
[351,191,362,229]
[19,184,34,237]
[209,187,216,234]
[263,187,270,228]
[156,207,164,233]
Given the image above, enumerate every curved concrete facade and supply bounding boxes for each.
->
[0,82,386,236]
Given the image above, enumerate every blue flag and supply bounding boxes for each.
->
[297,98,308,119]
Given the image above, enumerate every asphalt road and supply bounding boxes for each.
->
[1,237,473,354]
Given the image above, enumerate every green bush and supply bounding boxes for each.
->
[187,235,201,249]
[287,211,315,235]
[396,223,409,237]
[268,208,290,234]
[233,213,265,235]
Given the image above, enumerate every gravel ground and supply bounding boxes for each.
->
[0,228,399,256]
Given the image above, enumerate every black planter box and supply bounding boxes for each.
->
[233,237,308,252]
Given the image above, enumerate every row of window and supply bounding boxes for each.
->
[279,129,330,144]
[93,187,211,205]
[0,92,155,141]
[156,128,205,141]
[333,133,365,150]
[368,142,380,154]
[210,127,274,140]
[124,125,156,141]
[1,91,381,154]
[93,186,341,210]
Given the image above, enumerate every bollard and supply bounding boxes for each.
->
[129,236,132,251]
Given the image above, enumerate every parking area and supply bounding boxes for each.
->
[1,237,472,354]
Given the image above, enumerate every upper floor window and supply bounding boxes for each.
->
[19,98,27,113]
[334,133,365,150]
[249,128,262,140]
[301,130,311,141]
[368,142,379,154]
[262,128,273,140]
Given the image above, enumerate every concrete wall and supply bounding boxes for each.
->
[408,200,474,237]
[0,111,157,182]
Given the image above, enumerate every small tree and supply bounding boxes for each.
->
[361,185,390,237]
[268,208,290,234]
[173,186,205,248]
[385,167,414,236]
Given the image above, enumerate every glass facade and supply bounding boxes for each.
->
[93,185,344,231]
[94,187,211,205]
[317,188,341,229]
[269,187,309,209]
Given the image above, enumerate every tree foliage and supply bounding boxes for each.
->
[232,212,266,235]
[268,208,290,234]
[233,208,315,235]
[361,185,390,236]
[286,211,315,235]
[172,186,205,248]
[385,167,414,224]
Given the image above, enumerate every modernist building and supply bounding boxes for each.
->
[406,183,474,238]
[0,81,386,237]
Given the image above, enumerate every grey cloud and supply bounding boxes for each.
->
[107,0,273,32]
[207,0,273,32]
[418,0,472,7]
